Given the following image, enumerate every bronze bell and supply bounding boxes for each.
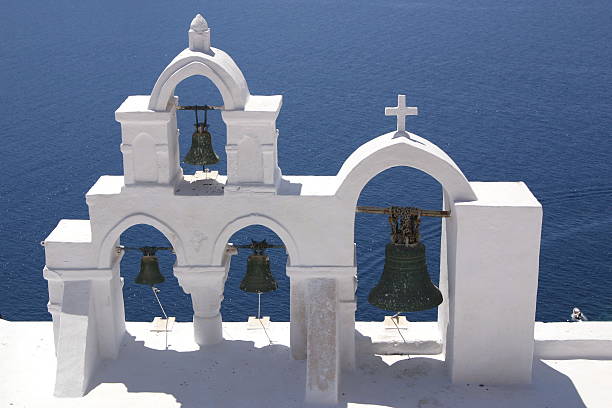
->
[368,242,443,313]
[183,123,220,166]
[135,247,165,286]
[240,242,278,294]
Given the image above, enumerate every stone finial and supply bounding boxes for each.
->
[189,14,211,54]
[191,14,209,32]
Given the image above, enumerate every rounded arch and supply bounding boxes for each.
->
[335,132,478,205]
[212,214,300,266]
[97,213,189,268]
[148,49,250,112]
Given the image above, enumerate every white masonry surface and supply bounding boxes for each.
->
[2,321,612,408]
[41,13,549,405]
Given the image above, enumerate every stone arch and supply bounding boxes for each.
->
[148,51,250,112]
[212,214,300,266]
[97,213,188,269]
[335,132,478,205]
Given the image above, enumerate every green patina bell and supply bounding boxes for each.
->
[183,123,220,166]
[368,242,442,312]
[135,247,165,286]
[240,252,278,294]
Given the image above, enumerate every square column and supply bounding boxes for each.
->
[115,95,181,187]
[287,266,356,369]
[305,278,339,405]
[445,182,542,384]
[43,267,121,397]
[175,265,229,346]
[289,274,307,360]
[222,95,283,193]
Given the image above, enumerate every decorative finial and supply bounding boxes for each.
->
[385,94,418,137]
[189,13,212,54]
[190,14,208,32]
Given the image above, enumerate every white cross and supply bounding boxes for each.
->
[385,94,418,136]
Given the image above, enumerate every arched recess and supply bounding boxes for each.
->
[353,166,446,323]
[212,214,300,266]
[220,224,290,322]
[148,50,250,112]
[335,132,477,206]
[97,213,189,269]
[117,224,192,322]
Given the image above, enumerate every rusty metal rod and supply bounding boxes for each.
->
[117,246,174,252]
[177,105,224,111]
[232,244,285,249]
[356,206,450,218]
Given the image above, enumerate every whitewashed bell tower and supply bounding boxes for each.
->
[117,14,282,192]
[42,13,543,406]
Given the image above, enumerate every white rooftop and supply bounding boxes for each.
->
[2,320,611,408]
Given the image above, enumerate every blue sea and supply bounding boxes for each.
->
[1,0,610,323]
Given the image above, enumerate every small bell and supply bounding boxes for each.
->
[368,242,442,312]
[184,107,219,167]
[184,123,220,166]
[135,247,165,286]
[240,241,278,294]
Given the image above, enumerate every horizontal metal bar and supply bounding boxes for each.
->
[232,244,285,249]
[117,246,174,252]
[177,105,224,111]
[356,206,450,218]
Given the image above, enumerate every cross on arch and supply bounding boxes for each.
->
[385,94,418,136]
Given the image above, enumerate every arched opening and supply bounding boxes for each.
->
[221,225,290,322]
[118,224,192,322]
[174,76,227,177]
[354,166,444,323]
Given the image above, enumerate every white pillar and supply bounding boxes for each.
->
[222,95,283,193]
[337,274,357,372]
[115,95,182,187]
[445,182,542,384]
[175,265,229,346]
[305,278,339,405]
[289,275,307,360]
[43,265,124,397]
[287,265,356,369]
[51,279,99,397]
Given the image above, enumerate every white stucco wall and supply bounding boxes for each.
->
[42,13,545,405]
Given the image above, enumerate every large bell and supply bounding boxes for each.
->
[135,248,165,286]
[368,242,442,312]
[240,253,278,294]
[183,123,220,166]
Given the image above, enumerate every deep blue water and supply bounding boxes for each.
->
[1,0,610,323]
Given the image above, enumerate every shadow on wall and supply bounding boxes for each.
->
[89,332,587,408]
